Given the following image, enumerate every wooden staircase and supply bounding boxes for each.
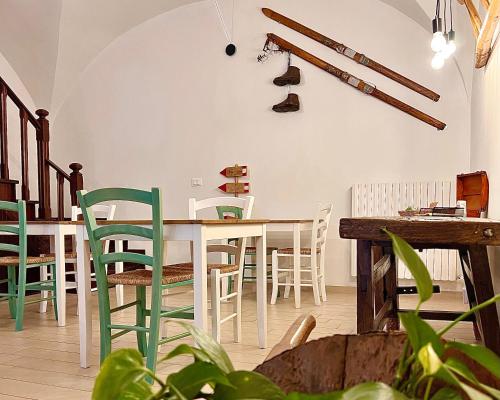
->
[0,75,83,219]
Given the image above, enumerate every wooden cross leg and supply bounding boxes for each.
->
[356,239,500,355]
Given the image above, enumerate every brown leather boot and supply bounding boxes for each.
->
[272,93,300,113]
[273,66,301,86]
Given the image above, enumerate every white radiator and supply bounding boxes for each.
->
[351,181,459,281]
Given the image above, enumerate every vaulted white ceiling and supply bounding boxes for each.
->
[0,0,471,111]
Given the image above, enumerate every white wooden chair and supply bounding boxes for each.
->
[164,196,253,342]
[270,203,333,308]
[40,204,122,313]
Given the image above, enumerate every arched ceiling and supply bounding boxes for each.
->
[0,0,470,112]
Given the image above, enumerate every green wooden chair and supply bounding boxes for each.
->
[0,200,57,331]
[77,187,194,372]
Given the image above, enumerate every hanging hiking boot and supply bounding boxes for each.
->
[273,66,301,86]
[272,93,300,113]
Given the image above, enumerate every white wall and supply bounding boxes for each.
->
[51,0,471,285]
[470,40,500,304]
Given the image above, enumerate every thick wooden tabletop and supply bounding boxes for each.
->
[266,219,313,223]
[339,217,500,246]
[0,219,270,225]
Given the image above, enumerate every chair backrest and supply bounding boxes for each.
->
[77,188,163,296]
[0,200,27,264]
[72,204,116,254]
[189,196,254,220]
[311,203,333,254]
[71,204,116,221]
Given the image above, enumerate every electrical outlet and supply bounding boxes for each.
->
[191,178,203,187]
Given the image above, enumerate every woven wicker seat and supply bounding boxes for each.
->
[42,252,77,259]
[245,246,278,255]
[166,262,239,274]
[0,255,56,266]
[107,269,193,286]
[276,248,320,255]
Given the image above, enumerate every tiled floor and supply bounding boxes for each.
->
[0,285,473,399]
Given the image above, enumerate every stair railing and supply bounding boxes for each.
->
[0,76,83,220]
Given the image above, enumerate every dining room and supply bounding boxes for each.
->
[0,0,500,398]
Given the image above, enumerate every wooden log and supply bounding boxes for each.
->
[339,217,500,246]
[262,8,440,101]
[266,34,446,130]
[476,0,500,68]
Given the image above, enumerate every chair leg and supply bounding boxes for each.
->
[284,267,292,299]
[310,260,321,306]
[136,286,147,357]
[98,289,112,364]
[211,269,221,343]
[39,265,48,314]
[232,271,241,343]
[270,251,279,305]
[15,265,27,331]
[146,281,162,374]
[115,240,124,307]
[50,264,58,321]
[7,266,16,319]
[319,253,327,302]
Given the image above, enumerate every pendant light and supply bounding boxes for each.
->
[431,0,446,52]
[442,0,456,59]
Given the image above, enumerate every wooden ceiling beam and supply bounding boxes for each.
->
[476,0,500,67]
[461,0,482,38]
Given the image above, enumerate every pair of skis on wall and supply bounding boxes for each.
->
[262,8,446,130]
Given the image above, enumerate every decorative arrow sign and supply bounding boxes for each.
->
[220,165,248,178]
[218,182,250,195]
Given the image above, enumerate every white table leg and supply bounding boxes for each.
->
[293,223,301,309]
[193,226,208,332]
[54,228,67,326]
[76,227,92,368]
[114,240,124,307]
[255,226,268,348]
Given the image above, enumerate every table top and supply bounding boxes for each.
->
[0,219,271,226]
[339,216,500,246]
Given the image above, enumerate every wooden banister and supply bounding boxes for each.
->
[0,74,84,220]
[69,163,83,206]
[36,109,51,219]
[19,109,29,201]
[0,83,8,179]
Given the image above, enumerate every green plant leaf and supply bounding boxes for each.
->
[445,358,500,399]
[383,229,433,304]
[418,343,443,376]
[446,342,500,378]
[341,382,409,399]
[92,349,153,400]
[431,387,462,400]
[179,322,234,374]
[167,361,232,399]
[213,371,286,400]
[399,312,443,355]
[160,343,212,364]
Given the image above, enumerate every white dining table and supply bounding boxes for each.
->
[266,220,313,308]
[74,219,269,368]
[0,220,76,328]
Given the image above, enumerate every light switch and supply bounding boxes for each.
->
[191,178,203,187]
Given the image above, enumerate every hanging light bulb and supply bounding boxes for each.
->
[431,52,445,70]
[442,30,456,59]
[431,17,446,52]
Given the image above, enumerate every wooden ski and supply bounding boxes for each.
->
[262,8,440,102]
[266,33,446,130]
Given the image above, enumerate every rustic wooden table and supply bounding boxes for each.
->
[339,216,500,355]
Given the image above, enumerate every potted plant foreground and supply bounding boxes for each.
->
[92,230,500,399]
